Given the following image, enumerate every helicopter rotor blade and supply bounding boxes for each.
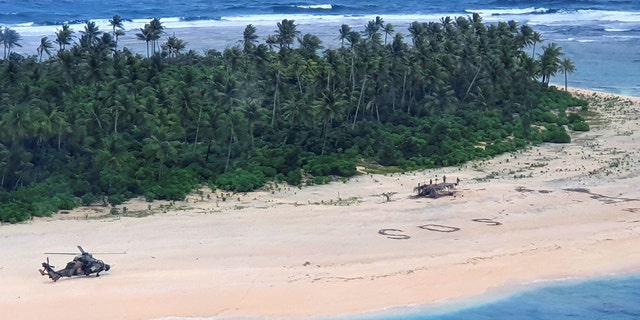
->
[46,257,55,269]
[84,251,127,255]
[44,252,79,255]
[44,251,127,255]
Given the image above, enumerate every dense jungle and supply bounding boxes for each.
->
[0,14,588,223]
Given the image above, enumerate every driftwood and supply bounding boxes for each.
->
[381,192,397,202]
[413,182,458,198]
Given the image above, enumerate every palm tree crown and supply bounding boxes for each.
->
[109,15,126,49]
[1,27,23,59]
[55,24,74,51]
[559,57,576,91]
[37,37,54,62]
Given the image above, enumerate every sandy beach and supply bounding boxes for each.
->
[2,88,640,320]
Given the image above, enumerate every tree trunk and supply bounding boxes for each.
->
[462,65,482,103]
[114,109,118,135]
[193,103,203,151]
[271,72,280,126]
[321,122,328,155]
[401,71,407,110]
[352,77,368,128]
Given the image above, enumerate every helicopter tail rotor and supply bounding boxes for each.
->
[39,257,62,282]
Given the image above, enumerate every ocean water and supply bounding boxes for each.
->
[154,274,640,320]
[1,0,639,96]
[343,274,640,320]
[3,1,640,318]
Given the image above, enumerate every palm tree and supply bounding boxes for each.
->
[136,25,154,57]
[241,24,259,53]
[109,15,125,49]
[517,25,535,50]
[55,24,74,51]
[408,21,426,47]
[337,24,351,48]
[539,43,563,84]
[275,19,299,51]
[161,34,187,57]
[1,27,22,59]
[314,89,346,154]
[531,31,542,57]
[374,16,385,31]
[79,21,102,48]
[559,57,576,91]
[298,33,323,58]
[37,37,54,62]
[383,23,395,45]
[363,20,379,39]
[148,18,165,54]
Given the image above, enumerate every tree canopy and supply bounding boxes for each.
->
[0,16,586,223]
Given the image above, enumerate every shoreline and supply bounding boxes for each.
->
[344,272,640,320]
[335,272,640,319]
[2,88,640,319]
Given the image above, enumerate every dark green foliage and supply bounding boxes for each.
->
[54,194,78,210]
[567,112,590,131]
[303,155,358,177]
[0,179,75,222]
[141,169,198,201]
[570,121,590,132]
[543,124,572,143]
[285,169,302,186]
[0,16,587,222]
[108,194,126,206]
[215,169,266,192]
[81,193,99,206]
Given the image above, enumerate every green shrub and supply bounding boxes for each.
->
[286,170,302,186]
[215,169,266,192]
[108,194,126,206]
[570,122,590,132]
[544,124,571,143]
[0,201,29,223]
[81,193,99,206]
[567,113,584,124]
[303,155,357,177]
[144,192,156,202]
[55,194,77,210]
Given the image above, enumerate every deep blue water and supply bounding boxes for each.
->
[1,0,639,96]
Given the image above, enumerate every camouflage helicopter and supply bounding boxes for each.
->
[39,246,115,282]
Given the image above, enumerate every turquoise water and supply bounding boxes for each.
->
[341,275,640,320]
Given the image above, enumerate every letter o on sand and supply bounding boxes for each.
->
[418,224,460,232]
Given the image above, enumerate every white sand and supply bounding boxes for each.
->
[2,88,640,320]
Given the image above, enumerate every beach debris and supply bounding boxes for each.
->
[414,177,460,198]
[381,192,397,202]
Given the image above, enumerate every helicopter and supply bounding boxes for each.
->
[39,246,115,282]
